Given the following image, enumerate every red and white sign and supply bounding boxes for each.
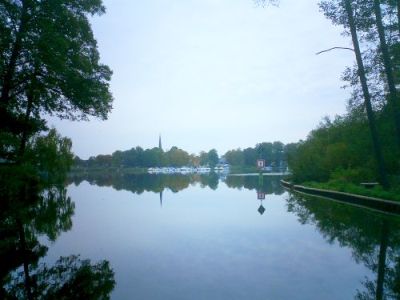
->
[257,192,266,200]
[256,159,265,168]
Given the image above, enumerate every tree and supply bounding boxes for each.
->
[224,149,244,166]
[372,0,400,146]
[23,128,74,183]
[166,146,190,167]
[256,142,273,162]
[207,149,219,168]
[199,151,208,166]
[223,142,288,168]
[343,0,388,187]
[288,115,379,183]
[243,147,257,166]
[319,0,389,187]
[0,0,113,161]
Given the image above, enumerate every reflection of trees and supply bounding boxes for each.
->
[199,173,219,190]
[0,166,115,299]
[5,255,115,300]
[287,192,400,299]
[69,172,285,196]
[224,175,285,195]
[69,172,223,194]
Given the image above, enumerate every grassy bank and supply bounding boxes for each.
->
[301,181,400,202]
[228,166,259,174]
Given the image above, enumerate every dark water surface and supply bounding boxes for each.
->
[3,173,400,299]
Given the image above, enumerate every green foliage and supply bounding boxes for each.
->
[166,146,190,167]
[0,163,114,299]
[0,3,115,296]
[77,145,222,169]
[289,113,399,184]
[197,149,219,167]
[225,175,285,194]
[5,255,115,300]
[0,0,112,118]
[36,255,115,300]
[224,148,244,166]
[69,172,223,194]
[289,0,400,188]
[228,165,259,174]
[24,128,74,183]
[206,149,219,168]
[224,141,288,170]
[78,141,291,171]
[304,180,400,202]
[0,0,112,162]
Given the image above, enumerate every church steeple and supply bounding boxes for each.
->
[159,134,162,151]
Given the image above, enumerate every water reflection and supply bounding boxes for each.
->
[287,192,400,299]
[69,171,285,196]
[68,173,399,299]
[225,174,284,215]
[5,169,400,299]
[224,174,285,195]
[69,171,225,194]
[69,172,284,214]
[0,166,115,299]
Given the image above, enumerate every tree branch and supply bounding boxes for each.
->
[316,46,355,55]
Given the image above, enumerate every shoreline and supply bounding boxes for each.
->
[281,180,400,215]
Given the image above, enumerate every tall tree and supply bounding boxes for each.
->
[372,0,400,146]
[0,0,113,160]
[207,149,219,168]
[319,0,390,187]
[343,0,389,187]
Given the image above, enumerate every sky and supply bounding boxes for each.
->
[48,0,355,159]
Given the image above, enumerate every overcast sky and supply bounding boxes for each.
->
[49,0,355,159]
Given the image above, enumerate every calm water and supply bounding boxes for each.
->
[4,173,400,299]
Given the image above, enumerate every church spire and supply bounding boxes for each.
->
[159,134,162,151]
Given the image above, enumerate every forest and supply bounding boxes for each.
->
[287,0,400,194]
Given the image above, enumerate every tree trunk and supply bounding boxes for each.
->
[17,93,33,160]
[397,0,400,36]
[344,0,389,188]
[0,0,31,105]
[17,218,34,300]
[373,0,400,148]
[376,221,389,300]
[17,62,39,161]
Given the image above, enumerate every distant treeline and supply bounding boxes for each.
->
[224,142,296,169]
[75,147,219,169]
[74,141,296,170]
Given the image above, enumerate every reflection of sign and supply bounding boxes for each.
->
[257,159,265,168]
[258,205,266,215]
[257,192,265,200]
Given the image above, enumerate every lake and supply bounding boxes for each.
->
[3,173,400,299]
